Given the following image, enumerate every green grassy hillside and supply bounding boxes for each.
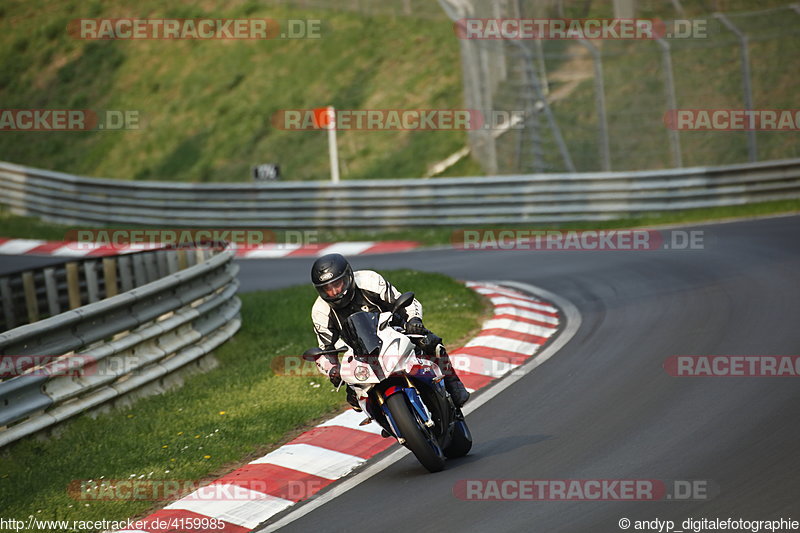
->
[0,0,481,181]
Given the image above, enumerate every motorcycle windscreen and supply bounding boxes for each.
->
[342,311,382,356]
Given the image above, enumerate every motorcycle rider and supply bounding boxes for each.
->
[310,253,470,410]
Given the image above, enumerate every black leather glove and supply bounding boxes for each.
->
[405,318,426,335]
[328,366,342,387]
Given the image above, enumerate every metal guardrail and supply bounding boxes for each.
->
[0,246,240,448]
[2,159,800,228]
[0,247,212,331]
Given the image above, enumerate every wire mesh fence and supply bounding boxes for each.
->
[439,0,800,174]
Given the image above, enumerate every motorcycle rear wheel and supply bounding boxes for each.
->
[444,419,472,458]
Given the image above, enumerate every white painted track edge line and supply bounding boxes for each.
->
[256,279,581,533]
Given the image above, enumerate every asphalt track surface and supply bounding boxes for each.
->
[250,216,800,533]
[4,216,799,531]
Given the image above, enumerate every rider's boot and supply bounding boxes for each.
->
[432,344,470,408]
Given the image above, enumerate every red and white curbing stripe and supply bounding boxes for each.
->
[231,241,420,259]
[0,238,420,259]
[452,282,560,393]
[116,282,560,533]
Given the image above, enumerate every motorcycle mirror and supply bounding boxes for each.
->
[391,292,415,314]
[380,291,415,330]
[302,347,323,362]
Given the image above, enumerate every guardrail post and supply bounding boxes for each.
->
[0,277,14,330]
[117,255,134,292]
[83,261,100,304]
[22,272,40,324]
[156,250,169,278]
[43,267,61,316]
[166,251,179,274]
[132,254,147,287]
[178,249,190,269]
[65,262,82,310]
[103,258,118,298]
[143,253,159,283]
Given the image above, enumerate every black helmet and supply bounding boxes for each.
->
[311,253,356,309]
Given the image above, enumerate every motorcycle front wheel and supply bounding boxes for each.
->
[386,393,445,473]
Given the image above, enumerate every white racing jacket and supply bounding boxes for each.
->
[311,270,422,378]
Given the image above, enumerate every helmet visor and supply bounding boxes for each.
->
[315,272,352,301]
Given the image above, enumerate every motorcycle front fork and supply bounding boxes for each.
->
[374,376,435,444]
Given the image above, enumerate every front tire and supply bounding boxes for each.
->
[386,393,445,473]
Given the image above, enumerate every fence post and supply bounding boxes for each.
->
[714,12,757,162]
[577,39,611,171]
[613,0,636,18]
[656,37,683,168]
[476,40,499,174]
[441,0,499,174]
